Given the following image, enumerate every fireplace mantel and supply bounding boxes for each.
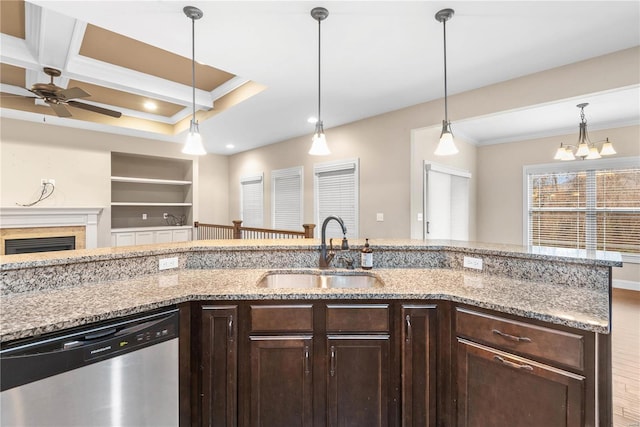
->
[0,207,103,249]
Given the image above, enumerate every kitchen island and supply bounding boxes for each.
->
[0,239,621,426]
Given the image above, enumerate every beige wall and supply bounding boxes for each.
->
[0,118,229,246]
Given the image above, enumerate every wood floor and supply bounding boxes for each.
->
[612,288,640,427]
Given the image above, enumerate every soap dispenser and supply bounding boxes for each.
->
[361,238,373,270]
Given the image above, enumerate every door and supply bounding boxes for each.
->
[201,306,237,427]
[456,338,585,427]
[401,305,437,426]
[327,336,390,427]
[249,336,314,427]
[424,162,471,240]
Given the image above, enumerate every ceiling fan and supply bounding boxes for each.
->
[16,67,122,118]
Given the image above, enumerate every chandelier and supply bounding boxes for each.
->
[554,103,616,161]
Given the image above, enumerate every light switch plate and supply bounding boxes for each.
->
[463,256,483,270]
[376,213,384,222]
[159,257,179,270]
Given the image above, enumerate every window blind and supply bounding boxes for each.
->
[526,163,640,255]
[272,167,303,230]
[240,174,263,227]
[314,159,359,239]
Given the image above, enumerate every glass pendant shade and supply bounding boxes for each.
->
[309,121,330,156]
[586,146,601,160]
[182,120,206,155]
[575,142,590,158]
[554,145,566,160]
[561,148,575,161]
[600,138,616,155]
[434,120,458,156]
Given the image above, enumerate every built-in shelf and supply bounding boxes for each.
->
[110,176,192,185]
[110,152,194,233]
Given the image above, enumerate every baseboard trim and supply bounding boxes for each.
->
[613,279,640,292]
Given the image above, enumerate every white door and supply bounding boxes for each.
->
[424,162,471,240]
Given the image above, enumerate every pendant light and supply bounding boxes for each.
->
[553,103,616,161]
[309,7,330,156]
[434,8,458,156]
[182,6,207,155]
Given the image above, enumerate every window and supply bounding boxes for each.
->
[240,174,263,227]
[524,158,640,258]
[314,159,359,239]
[272,166,303,230]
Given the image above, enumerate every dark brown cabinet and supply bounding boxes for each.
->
[200,305,237,427]
[454,307,588,427]
[401,304,438,427]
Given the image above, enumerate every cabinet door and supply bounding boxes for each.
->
[401,305,437,427]
[201,306,237,427]
[456,338,585,427]
[327,336,390,427]
[155,230,172,244]
[114,232,135,247]
[172,228,191,242]
[134,231,154,245]
[250,336,313,427]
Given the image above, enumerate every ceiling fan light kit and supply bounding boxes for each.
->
[308,6,331,156]
[554,103,616,161]
[434,8,459,156]
[182,5,207,156]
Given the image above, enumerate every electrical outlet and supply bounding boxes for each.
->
[159,257,179,270]
[376,213,384,222]
[463,256,483,270]
[142,213,148,220]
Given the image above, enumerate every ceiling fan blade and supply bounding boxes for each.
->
[46,101,72,117]
[58,87,91,100]
[67,100,122,118]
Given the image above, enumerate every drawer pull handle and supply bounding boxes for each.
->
[330,346,336,377]
[405,315,412,343]
[492,329,531,343]
[493,355,534,371]
[304,345,311,375]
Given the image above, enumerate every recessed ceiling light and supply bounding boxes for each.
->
[307,116,317,124]
[226,144,235,149]
[143,101,157,111]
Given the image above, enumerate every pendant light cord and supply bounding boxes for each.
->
[191,15,196,124]
[317,17,322,123]
[442,18,448,123]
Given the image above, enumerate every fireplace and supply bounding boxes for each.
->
[0,207,102,255]
[5,236,76,255]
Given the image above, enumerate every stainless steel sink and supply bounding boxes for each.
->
[257,271,383,289]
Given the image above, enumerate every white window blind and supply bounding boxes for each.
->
[240,174,263,227]
[525,158,640,256]
[272,166,303,230]
[314,159,359,239]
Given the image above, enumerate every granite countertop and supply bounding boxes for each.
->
[0,266,609,343]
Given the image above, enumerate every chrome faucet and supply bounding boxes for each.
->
[319,215,349,268]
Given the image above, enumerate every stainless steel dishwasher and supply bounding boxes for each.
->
[0,308,179,426]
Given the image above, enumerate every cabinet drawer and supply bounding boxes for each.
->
[456,308,584,370]
[250,305,313,333]
[326,304,389,333]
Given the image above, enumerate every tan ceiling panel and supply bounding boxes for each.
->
[68,80,185,117]
[0,0,25,39]
[0,63,26,87]
[80,24,235,92]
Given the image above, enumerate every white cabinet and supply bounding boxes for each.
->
[111,227,193,247]
[155,230,173,244]
[135,231,154,245]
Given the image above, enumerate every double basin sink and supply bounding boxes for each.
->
[257,270,383,289]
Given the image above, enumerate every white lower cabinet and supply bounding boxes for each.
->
[111,227,192,247]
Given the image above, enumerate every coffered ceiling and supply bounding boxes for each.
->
[1,1,639,154]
